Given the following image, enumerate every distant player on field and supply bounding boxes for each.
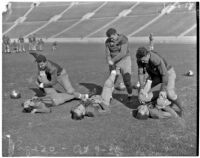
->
[52,41,57,52]
[105,28,133,101]
[18,35,25,53]
[136,47,183,117]
[30,52,88,106]
[149,33,154,51]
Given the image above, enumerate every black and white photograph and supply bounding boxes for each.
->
[2,0,198,156]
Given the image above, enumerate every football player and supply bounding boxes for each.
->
[136,79,180,119]
[30,52,88,105]
[149,33,154,51]
[18,35,25,53]
[71,67,119,120]
[105,28,133,101]
[136,47,183,117]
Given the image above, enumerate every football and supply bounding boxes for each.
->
[10,90,21,99]
[187,70,194,76]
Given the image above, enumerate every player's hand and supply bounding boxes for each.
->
[159,91,167,99]
[116,67,120,75]
[108,60,114,65]
[39,83,44,88]
[37,75,49,84]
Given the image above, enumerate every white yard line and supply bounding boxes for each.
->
[85,2,140,38]
[178,24,196,37]
[24,2,75,38]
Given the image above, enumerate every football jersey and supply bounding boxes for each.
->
[105,34,130,59]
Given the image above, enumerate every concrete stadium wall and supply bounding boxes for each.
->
[11,36,196,44]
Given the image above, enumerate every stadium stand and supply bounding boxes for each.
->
[25,5,68,22]
[2,2,196,40]
[36,20,79,38]
[185,27,196,36]
[59,2,103,21]
[5,7,30,23]
[92,2,135,18]
[135,11,196,36]
[90,15,156,37]
[57,18,114,38]
[5,22,45,38]
[38,2,71,7]
[2,23,13,33]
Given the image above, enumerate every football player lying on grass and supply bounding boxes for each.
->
[30,52,88,105]
[22,96,53,113]
[71,66,119,120]
[136,79,180,119]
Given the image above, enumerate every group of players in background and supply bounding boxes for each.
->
[2,34,48,53]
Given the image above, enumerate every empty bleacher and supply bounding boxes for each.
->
[92,2,135,18]
[25,5,68,22]
[2,2,196,39]
[5,6,30,22]
[59,2,103,21]
[36,20,79,38]
[135,11,196,36]
[5,22,45,38]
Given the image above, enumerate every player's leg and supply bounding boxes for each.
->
[57,69,75,94]
[109,65,125,91]
[101,69,117,106]
[31,102,51,113]
[166,68,183,116]
[22,43,25,52]
[149,108,172,119]
[120,56,133,99]
[57,69,88,100]
[43,88,75,106]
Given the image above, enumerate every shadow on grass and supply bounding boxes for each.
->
[30,88,45,97]
[29,88,62,97]
[79,83,103,95]
[79,82,141,110]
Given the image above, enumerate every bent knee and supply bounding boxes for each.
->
[167,89,177,100]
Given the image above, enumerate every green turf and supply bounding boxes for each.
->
[2,43,197,156]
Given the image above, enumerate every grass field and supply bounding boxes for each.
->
[2,43,197,156]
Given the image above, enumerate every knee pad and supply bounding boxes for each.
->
[123,73,131,87]
[167,89,177,100]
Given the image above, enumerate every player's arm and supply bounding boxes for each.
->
[111,43,128,63]
[137,60,145,89]
[105,45,112,64]
[43,69,57,88]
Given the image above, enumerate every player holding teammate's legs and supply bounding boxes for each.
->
[136,47,183,117]
[105,28,133,101]
[71,67,119,120]
[30,52,88,105]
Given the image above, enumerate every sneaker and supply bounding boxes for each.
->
[115,82,126,91]
[80,94,89,101]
